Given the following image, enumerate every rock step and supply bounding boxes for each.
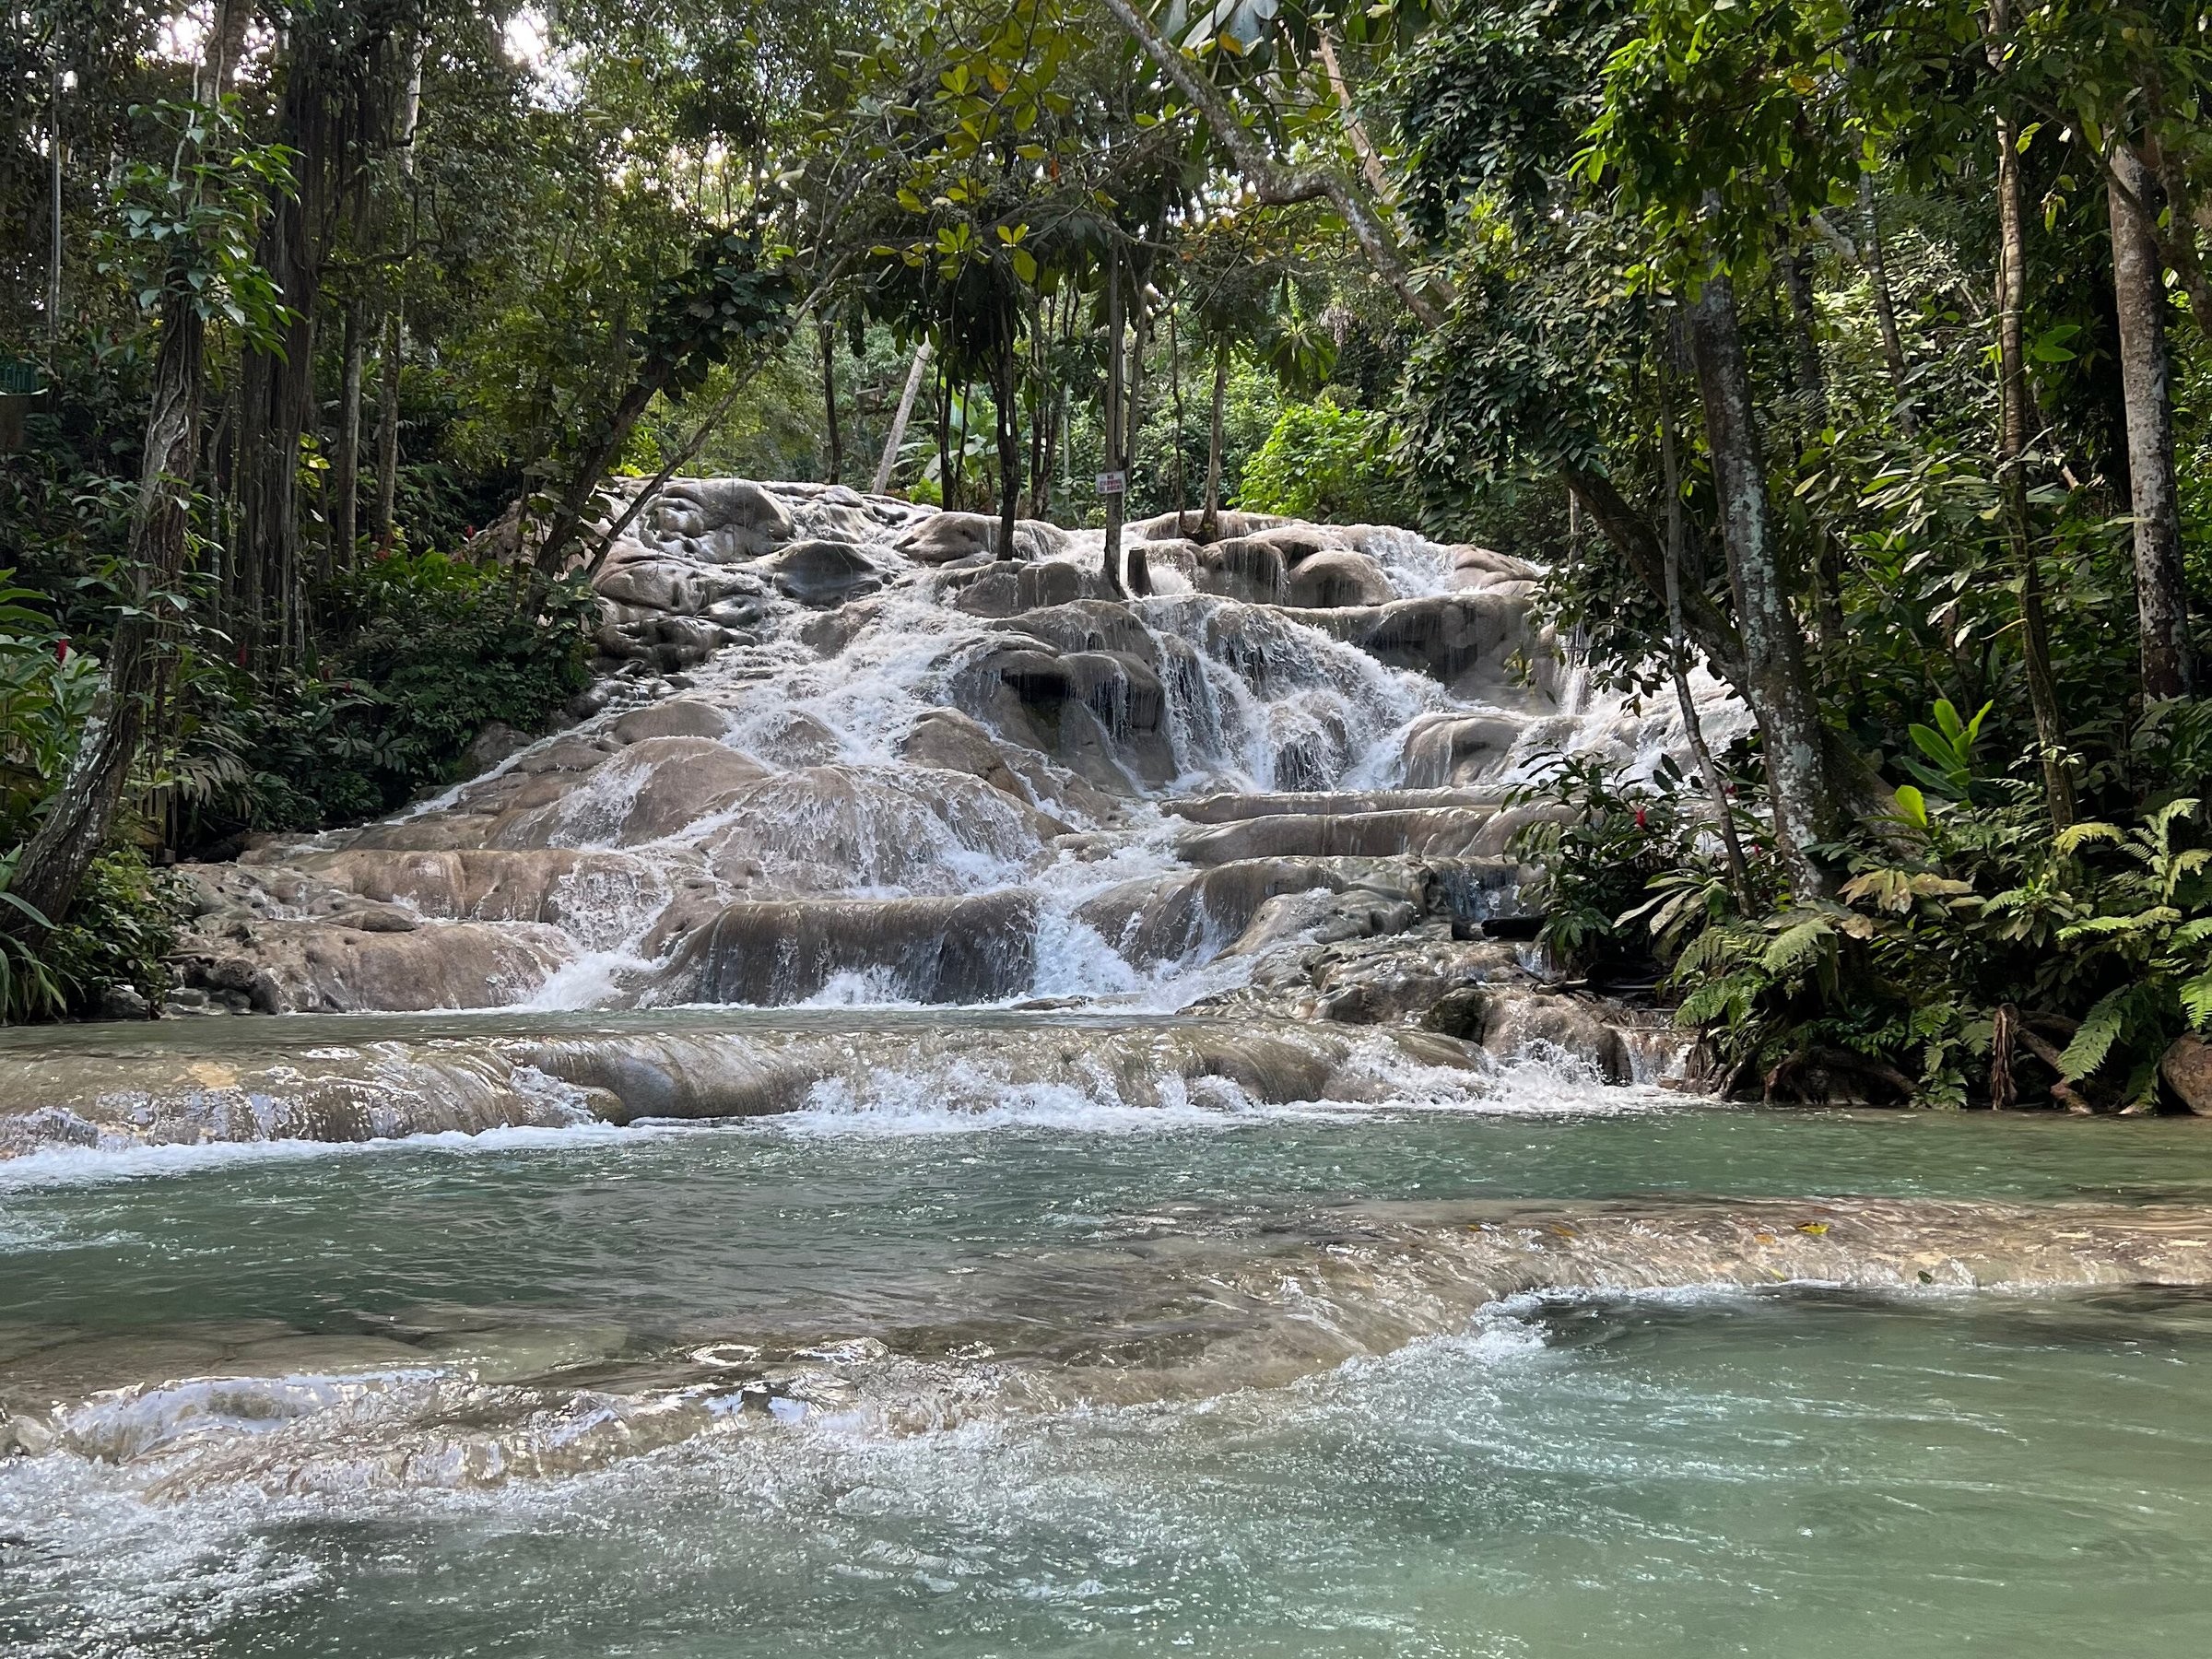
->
[1165,787,1507,825]
[1174,807,1512,867]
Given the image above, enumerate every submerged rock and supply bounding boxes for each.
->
[12,1192,2212,1490]
[177,918,577,1014]
[0,1017,1495,1158]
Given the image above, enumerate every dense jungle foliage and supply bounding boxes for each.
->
[2,0,2207,1105]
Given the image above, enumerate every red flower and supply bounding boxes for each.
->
[1634,806,1647,829]
[54,638,69,663]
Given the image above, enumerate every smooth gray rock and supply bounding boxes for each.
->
[655,890,1040,1006]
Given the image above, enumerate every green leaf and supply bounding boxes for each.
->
[2055,820,2123,854]
[2179,971,2212,1029]
[1909,724,1958,769]
[2058,988,2128,1079]
[1761,916,1833,977]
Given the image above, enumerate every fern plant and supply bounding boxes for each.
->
[2050,801,2212,1103]
[1577,735,2212,1106]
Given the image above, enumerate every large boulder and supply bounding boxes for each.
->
[653,889,1039,1005]
[757,538,884,606]
[1080,856,1437,967]
[943,558,1110,618]
[1124,509,1287,543]
[954,642,1176,794]
[2162,1036,2212,1114]
[1307,593,1536,692]
[899,708,1116,821]
[1167,787,1505,825]
[635,478,794,561]
[178,919,575,1013]
[1187,536,1287,604]
[1447,544,1540,592]
[1173,807,1501,865]
[285,848,672,936]
[994,597,1160,664]
[900,708,1037,801]
[1477,988,1631,1081]
[488,736,771,848]
[896,512,1067,565]
[1401,712,1528,786]
[695,763,1063,894]
[606,698,735,744]
[520,1036,817,1123]
[1284,550,1394,610]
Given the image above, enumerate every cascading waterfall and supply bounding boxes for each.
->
[124,484,1746,1032]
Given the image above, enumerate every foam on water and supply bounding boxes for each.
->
[0,1117,700,1194]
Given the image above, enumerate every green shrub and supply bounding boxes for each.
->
[1518,703,2212,1108]
[1506,751,1733,978]
[1235,397,1413,524]
[0,571,98,848]
[37,847,190,1016]
[183,552,596,836]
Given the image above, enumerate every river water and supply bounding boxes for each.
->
[5,1015,2212,1656]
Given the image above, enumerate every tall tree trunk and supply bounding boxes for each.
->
[237,23,338,666]
[1773,253,1847,664]
[236,254,315,665]
[334,300,364,571]
[873,339,931,494]
[1658,332,1752,905]
[1777,241,1825,404]
[1201,335,1229,541]
[1984,16,2075,826]
[6,9,242,925]
[46,62,63,350]
[2149,141,2212,336]
[1857,173,1915,435]
[1026,295,1047,516]
[1168,302,1187,534]
[372,35,424,547]
[2107,143,2196,699]
[373,312,403,543]
[936,354,956,513]
[1026,299,1054,519]
[1687,273,1841,900]
[1317,29,1394,205]
[1122,271,1151,597]
[818,320,841,484]
[8,303,203,927]
[994,322,1020,560]
[1101,255,1127,599]
[1123,277,1149,475]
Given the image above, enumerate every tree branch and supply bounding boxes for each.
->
[1317,29,1394,206]
[1094,0,1446,328]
